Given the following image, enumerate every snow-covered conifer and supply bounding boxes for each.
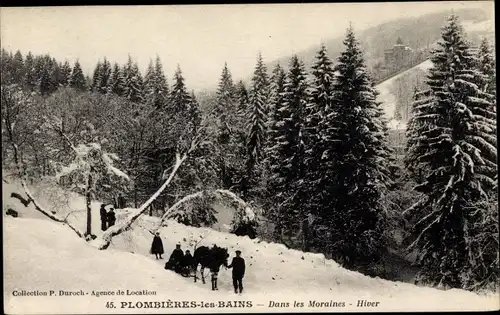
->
[123,56,144,103]
[69,60,87,91]
[246,53,269,175]
[325,26,388,267]
[107,62,125,96]
[267,55,309,245]
[405,15,498,289]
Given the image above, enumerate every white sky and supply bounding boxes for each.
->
[0,2,494,91]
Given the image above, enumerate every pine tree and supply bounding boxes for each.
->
[324,27,388,268]
[38,55,58,95]
[154,55,169,109]
[123,56,144,103]
[144,59,156,105]
[70,60,87,91]
[98,58,112,94]
[267,56,309,247]
[60,61,72,86]
[405,88,433,182]
[107,63,125,96]
[302,44,336,249]
[189,91,202,129]
[215,62,238,144]
[236,80,249,111]
[405,15,497,289]
[245,53,269,188]
[267,63,287,135]
[24,52,37,90]
[214,63,247,190]
[143,56,169,109]
[91,60,102,92]
[52,60,65,88]
[11,50,24,85]
[264,63,286,236]
[476,38,496,96]
[169,66,191,115]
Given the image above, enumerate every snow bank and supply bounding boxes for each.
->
[3,178,499,313]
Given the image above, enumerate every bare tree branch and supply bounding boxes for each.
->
[3,89,84,238]
[94,152,188,249]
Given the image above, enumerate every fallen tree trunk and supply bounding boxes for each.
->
[93,152,187,250]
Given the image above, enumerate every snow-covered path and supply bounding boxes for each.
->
[375,59,433,130]
[4,216,499,313]
[3,179,499,313]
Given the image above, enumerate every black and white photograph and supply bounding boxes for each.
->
[1,2,498,313]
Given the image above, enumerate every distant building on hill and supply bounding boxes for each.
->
[384,37,413,68]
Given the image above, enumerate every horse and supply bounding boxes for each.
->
[192,245,229,291]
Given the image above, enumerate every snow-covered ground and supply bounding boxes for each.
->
[375,59,433,130]
[3,178,499,314]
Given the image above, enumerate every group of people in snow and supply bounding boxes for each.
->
[99,204,116,231]
[149,234,246,294]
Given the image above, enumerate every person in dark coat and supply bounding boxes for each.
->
[168,244,184,273]
[150,232,164,259]
[227,250,246,294]
[181,249,194,276]
[117,193,126,209]
[107,208,116,228]
[99,204,107,231]
[183,249,193,269]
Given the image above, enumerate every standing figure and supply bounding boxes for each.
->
[99,204,107,231]
[227,250,246,294]
[107,207,116,228]
[150,232,164,259]
[117,193,126,209]
[183,249,194,276]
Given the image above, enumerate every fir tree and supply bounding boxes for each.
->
[169,66,191,115]
[214,63,247,191]
[144,59,156,104]
[215,62,238,144]
[38,55,58,95]
[302,44,336,249]
[123,56,144,103]
[70,60,87,91]
[236,80,249,111]
[91,60,102,92]
[11,50,24,85]
[60,61,72,86]
[267,63,286,135]
[154,55,169,109]
[143,56,169,109]
[325,26,388,268]
[24,52,37,90]
[264,63,287,236]
[405,15,497,289]
[98,58,112,94]
[476,38,496,96]
[245,53,269,186]
[107,63,125,96]
[267,55,309,247]
[189,91,202,129]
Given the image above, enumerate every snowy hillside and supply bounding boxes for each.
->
[375,59,433,130]
[3,179,499,313]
